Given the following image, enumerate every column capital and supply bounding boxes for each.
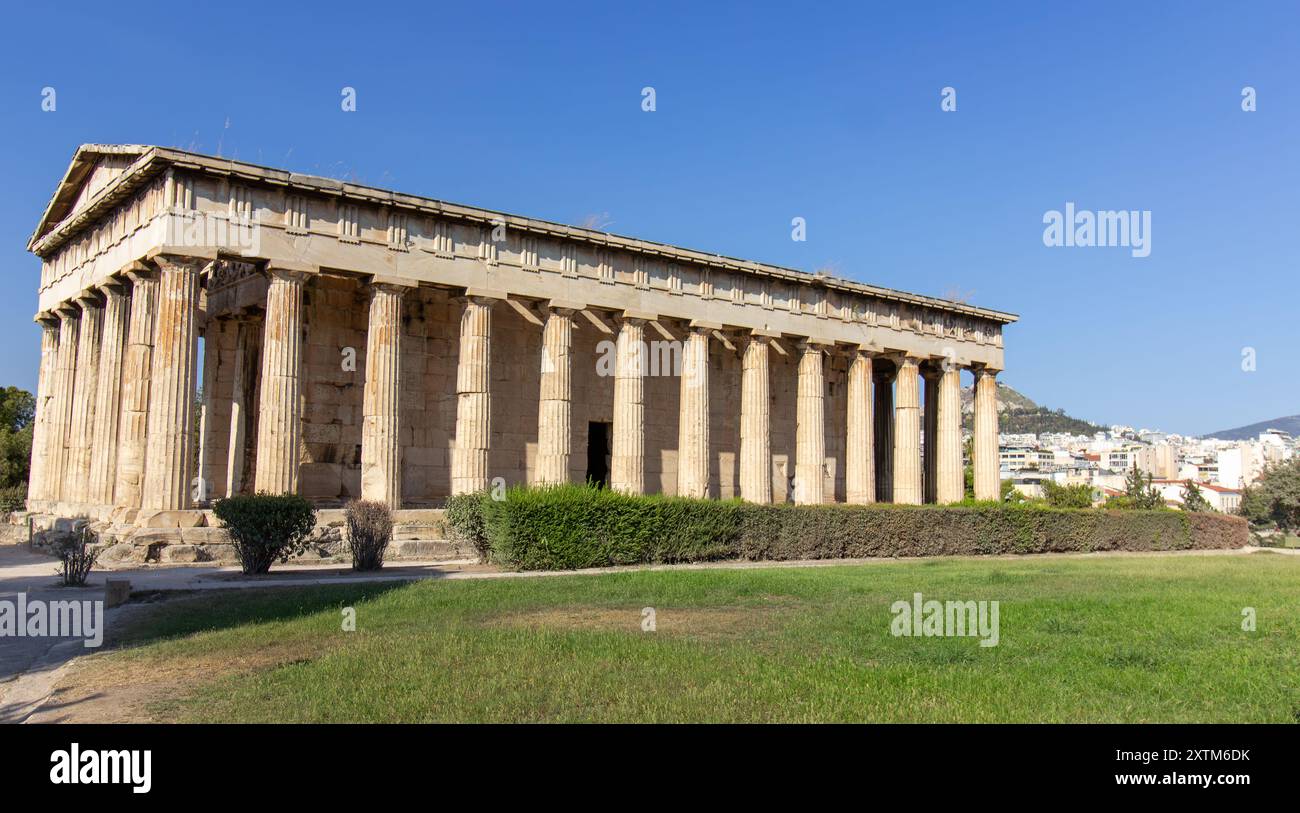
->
[972,364,1002,378]
[146,247,216,271]
[368,277,416,297]
[796,336,834,353]
[96,275,130,297]
[125,266,158,284]
[543,298,585,315]
[54,302,80,321]
[34,311,58,327]
[266,266,311,284]
[618,309,657,325]
[74,288,105,309]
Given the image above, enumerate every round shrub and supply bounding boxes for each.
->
[213,493,318,575]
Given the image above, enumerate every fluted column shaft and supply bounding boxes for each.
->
[936,365,964,503]
[28,318,59,505]
[254,269,306,495]
[973,368,1001,501]
[676,326,710,498]
[88,283,129,506]
[846,351,875,504]
[452,296,492,494]
[143,258,202,510]
[116,271,157,509]
[923,371,940,503]
[361,283,407,507]
[874,368,894,502]
[794,342,826,505]
[892,357,923,505]
[611,318,645,495]
[48,310,80,504]
[739,336,772,503]
[67,296,103,504]
[534,307,574,486]
[224,320,256,498]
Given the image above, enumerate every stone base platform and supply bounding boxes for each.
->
[11,508,474,566]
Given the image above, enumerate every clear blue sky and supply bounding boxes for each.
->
[1,1,1295,436]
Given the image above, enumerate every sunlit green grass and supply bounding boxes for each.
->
[106,552,1300,722]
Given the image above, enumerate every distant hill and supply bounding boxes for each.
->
[1202,415,1300,441]
[960,382,1106,436]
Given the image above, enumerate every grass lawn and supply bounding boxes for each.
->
[58,551,1300,723]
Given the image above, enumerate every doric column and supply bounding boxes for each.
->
[224,320,257,498]
[739,334,772,503]
[48,307,80,505]
[67,293,104,505]
[534,305,575,486]
[892,355,923,505]
[936,363,964,503]
[27,315,59,506]
[360,282,409,507]
[254,268,307,495]
[87,280,129,507]
[142,256,203,511]
[922,368,940,503]
[610,316,646,495]
[874,364,895,502]
[973,366,1001,501]
[676,324,711,498]
[794,340,826,505]
[115,270,158,509]
[846,349,875,504]
[451,295,493,494]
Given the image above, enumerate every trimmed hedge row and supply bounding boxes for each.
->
[451,484,1249,571]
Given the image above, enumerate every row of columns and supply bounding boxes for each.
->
[29,263,1002,514]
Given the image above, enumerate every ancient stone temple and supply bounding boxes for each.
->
[25,145,1015,536]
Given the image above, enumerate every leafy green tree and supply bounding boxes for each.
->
[1238,459,1300,531]
[1107,463,1164,510]
[1041,479,1095,508]
[1179,480,1213,513]
[0,387,35,490]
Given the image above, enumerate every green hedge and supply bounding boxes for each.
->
[449,484,1250,571]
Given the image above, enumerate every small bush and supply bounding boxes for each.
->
[0,484,27,515]
[346,500,393,571]
[444,491,490,561]
[56,526,99,586]
[213,493,318,575]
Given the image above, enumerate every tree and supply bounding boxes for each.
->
[1179,480,1213,513]
[1041,479,1095,508]
[0,387,35,490]
[1238,459,1300,531]
[1107,462,1164,510]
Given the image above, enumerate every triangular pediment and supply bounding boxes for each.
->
[29,144,152,249]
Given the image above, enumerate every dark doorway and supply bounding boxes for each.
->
[586,421,612,488]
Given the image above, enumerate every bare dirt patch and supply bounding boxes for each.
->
[486,601,799,640]
[27,638,332,723]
